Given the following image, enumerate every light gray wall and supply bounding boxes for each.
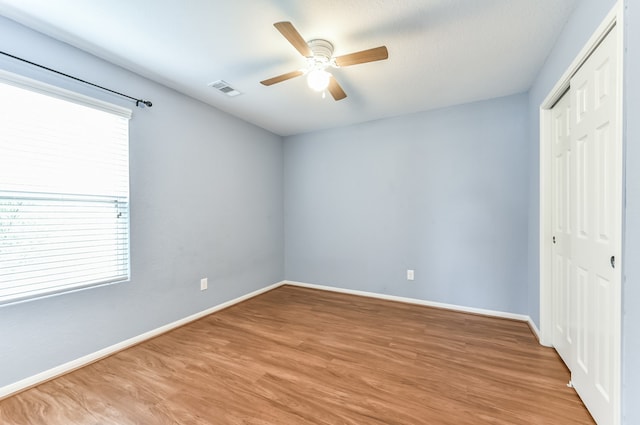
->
[284,94,529,314]
[0,17,284,388]
[622,1,640,423]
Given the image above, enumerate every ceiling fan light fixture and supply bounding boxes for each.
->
[307,69,331,92]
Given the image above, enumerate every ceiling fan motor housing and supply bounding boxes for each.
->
[307,39,334,64]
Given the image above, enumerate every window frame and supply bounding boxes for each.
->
[0,70,132,306]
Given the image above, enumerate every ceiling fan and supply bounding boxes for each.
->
[260,21,389,101]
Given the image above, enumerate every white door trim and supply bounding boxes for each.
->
[539,2,623,424]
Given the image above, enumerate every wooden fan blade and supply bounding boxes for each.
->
[274,21,312,57]
[334,46,388,67]
[260,70,304,86]
[328,75,347,101]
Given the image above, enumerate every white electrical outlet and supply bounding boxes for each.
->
[200,277,208,291]
[407,269,415,281]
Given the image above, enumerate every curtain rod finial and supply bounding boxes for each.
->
[135,99,152,108]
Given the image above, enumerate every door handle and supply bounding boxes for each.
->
[611,256,615,269]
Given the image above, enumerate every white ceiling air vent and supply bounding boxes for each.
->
[208,80,242,97]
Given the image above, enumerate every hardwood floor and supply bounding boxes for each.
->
[0,285,595,424]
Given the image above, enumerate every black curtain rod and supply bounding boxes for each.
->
[0,50,152,108]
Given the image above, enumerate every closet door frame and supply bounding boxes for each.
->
[539,2,623,423]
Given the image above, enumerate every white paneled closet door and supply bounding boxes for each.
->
[569,24,620,425]
[551,91,573,370]
[551,24,620,425]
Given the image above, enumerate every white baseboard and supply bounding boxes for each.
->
[0,280,286,400]
[283,280,531,323]
[527,317,543,343]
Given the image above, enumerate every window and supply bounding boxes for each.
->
[0,71,131,305]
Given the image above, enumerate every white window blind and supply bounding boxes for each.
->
[0,71,132,305]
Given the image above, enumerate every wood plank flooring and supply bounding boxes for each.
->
[0,285,595,424]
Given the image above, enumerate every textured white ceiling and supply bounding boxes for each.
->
[0,0,578,136]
